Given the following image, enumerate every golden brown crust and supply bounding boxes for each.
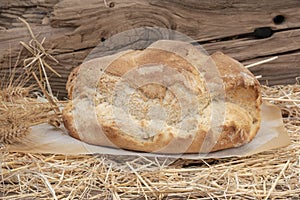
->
[211,51,262,144]
[66,66,79,99]
[63,101,255,153]
[62,102,80,140]
[63,42,261,153]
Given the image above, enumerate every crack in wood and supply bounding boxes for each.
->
[242,49,300,62]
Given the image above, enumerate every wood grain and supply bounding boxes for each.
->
[203,29,300,61]
[244,52,300,85]
[0,0,299,98]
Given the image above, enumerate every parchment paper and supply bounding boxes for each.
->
[6,102,290,159]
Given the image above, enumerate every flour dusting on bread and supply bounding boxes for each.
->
[62,40,261,153]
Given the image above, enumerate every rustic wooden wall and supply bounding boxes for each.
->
[0,0,299,98]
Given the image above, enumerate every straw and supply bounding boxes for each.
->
[18,17,61,97]
[1,18,299,200]
[245,56,278,68]
[0,19,64,144]
[1,85,299,199]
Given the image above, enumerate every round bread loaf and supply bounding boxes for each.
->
[62,40,262,153]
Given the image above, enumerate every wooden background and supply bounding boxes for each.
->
[0,0,299,98]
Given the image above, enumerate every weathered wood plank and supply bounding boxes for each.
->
[203,29,300,61]
[0,0,59,29]
[0,0,299,98]
[243,52,300,85]
[50,0,300,41]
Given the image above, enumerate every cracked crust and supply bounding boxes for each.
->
[62,41,261,153]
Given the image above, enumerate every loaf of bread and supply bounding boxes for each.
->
[62,40,262,153]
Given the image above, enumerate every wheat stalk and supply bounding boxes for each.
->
[0,18,63,145]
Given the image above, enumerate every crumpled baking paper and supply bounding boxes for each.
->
[6,102,290,159]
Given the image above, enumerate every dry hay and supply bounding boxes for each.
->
[0,84,299,199]
[1,18,299,200]
[0,18,63,145]
[0,65,59,145]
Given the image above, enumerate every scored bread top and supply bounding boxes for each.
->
[63,40,261,153]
